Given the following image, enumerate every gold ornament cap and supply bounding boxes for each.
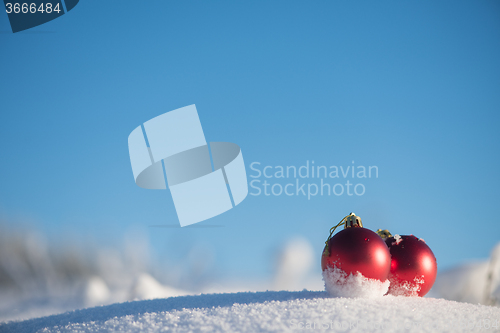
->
[345,212,363,228]
[376,229,393,239]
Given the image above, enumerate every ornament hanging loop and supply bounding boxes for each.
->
[325,212,362,247]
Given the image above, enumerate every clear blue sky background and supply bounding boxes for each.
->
[1,1,499,282]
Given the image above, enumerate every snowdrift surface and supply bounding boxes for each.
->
[1,291,499,333]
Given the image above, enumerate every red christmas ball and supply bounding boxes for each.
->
[385,235,437,297]
[322,227,391,281]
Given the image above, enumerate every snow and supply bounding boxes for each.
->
[429,243,500,306]
[84,277,111,306]
[322,266,390,299]
[129,274,191,300]
[1,291,500,332]
[430,261,490,304]
[1,228,500,332]
[387,275,424,297]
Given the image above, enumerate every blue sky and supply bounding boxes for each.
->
[1,0,499,281]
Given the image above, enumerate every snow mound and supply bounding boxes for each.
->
[322,266,390,299]
[432,261,490,304]
[428,241,500,306]
[84,276,111,306]
[1,291,499,333]
[130,273,191,300]
[274,237,314,290]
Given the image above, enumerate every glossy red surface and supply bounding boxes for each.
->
[321,227,391,281]
[385,235,437,297]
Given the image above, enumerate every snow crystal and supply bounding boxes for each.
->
[322,266,390,299]
[388,275,424,297]
[393,234,402,245]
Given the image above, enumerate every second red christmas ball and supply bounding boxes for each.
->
[384,234,437,296]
